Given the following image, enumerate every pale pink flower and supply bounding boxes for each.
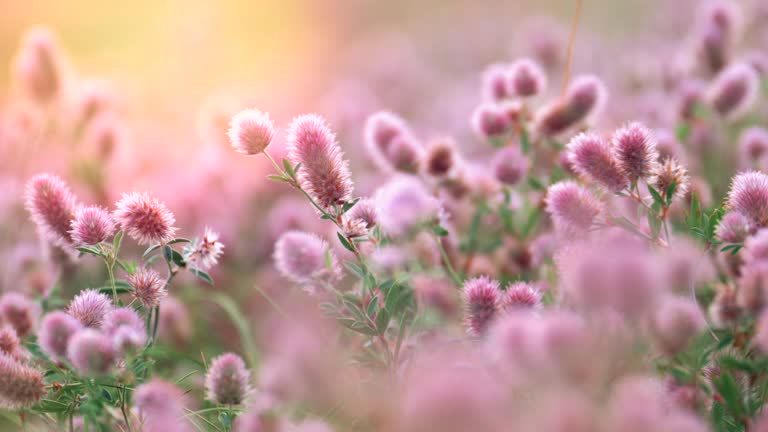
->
[374,176,443,238]
[0,352,46,409]
[534,75,607,136]
[183,227,225,271]
[492,146,529,185]
[506,58,547,97]
[471,103,512,138]
[545,181,602,234]
[113,192,177,245]
[727,171,768,227]
[227,108,275,155]
[24,173,78,248]
[611,122,659,182]
[103,307,146,351]
[364,111,422,173]
[423,137,462,180]
[717,211,751,244]
[739,127,768,167]
[134,379,194,432]
[69,205,116,246]
[274,231,339,285]
[482,63,511,101]
[707,62,759,119]
[651,297,706,355]
[13,26,61,103]
[67,289,112,328]
[66,329,115,376]
[567,132,628,193]
[129,268,167,309]
[0,326,28,362]
[205,352,251,405]
[38,311,82,360]
[462,276,501,336]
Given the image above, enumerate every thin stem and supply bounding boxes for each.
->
[106,261,118,303]
[434,234,462,287]
[253,285,288,318]
[561,0,583,96]
[262,150,285,176]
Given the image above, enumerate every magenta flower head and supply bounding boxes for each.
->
[205,352,251,405]
[0,352,46,409]
[374,176,443,238]
[462,276,501,337]
[651,297,706,355]
[492,146,530,185]
[502,281,542,311]
[482,63,511,101]
[13,26,61,103]
[129,268,167,309]
[67,289,112,328]
[739,127,768,167]
[611,122,659,182]
[696,1,742,73]
[707,62,759,120]
[69,205,116,246]
[67,329,115,376]
[726,171,768,228]
[717,211,752,244]
[650,157,690,201]
[25,173,78,248]
[423,137,462,180]
[183,227,225,271]
[227,108,275,155]
[286,114,353,210]
[534,75,607,136]
[545,181,602,234]
[364,111,422,173]
[0,293,40,338]
[274,231,339,285]
[103,307,146,351]
[113,192,177,245]
[567,132,628,193]
[471,103,512,139]
[38,311,82,360]
[345,198,378,230]
[506,58,547,97]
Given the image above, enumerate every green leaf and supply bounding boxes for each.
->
[342,198,360,214]
[168,238,191,245]
[142,244,162,259]
[267,174,291,183]
[163,245,173,264]
[375,307,390,334]
[190,268,213,285]
[714,373,745,418]
[212,294,258,367]
[337,233,356,252]
[527,175,545,191]
[171,249,186,267]
[366,296,379,317]
[112,230,124,254]
[76,246,102,257]
[344,261,365,278]
[665,182,677,207]
[432,225,449,237]
[647,185,664,208]
[282,158,294,176]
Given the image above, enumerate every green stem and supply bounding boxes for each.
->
[434,234,462,287]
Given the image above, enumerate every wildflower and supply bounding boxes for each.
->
[274,231,339,284]
[696,1,742,73]
[205,352,251,405]
[0,352,46,409]
[611,122,659,182]
[545,181,602,234]
[12,26,61,103]
[0,327,28,362]
[471,103,512,139]
[492,146,529,185]
[345,198,378,229]
[67,289,112,328]
[462,276,501,336]
[716,211,751,244]
[134,379,194,432]
[286,114,353,209]
[38,311,82,360]
[103,307,147,351]
[69,206,116,246]
[423,137,461,180]
[534,75,607,136]
[706,62,759,119]
[183,227,225,271]
[113,192,177,245]
[501,282,542,310]
[482,63,511,101]
[227,108,275,155]
[650,157,690,201]
[129,268,167,309]
[24,173,78,248]
[374,176,443,238]
[506,58,547,97]
[364,111,422,173]
[651,297,706,355]
[726,171,768,227]
[739,127,768,166]
[567,132,628,193]
[412,275,458,317]
[157,296,192,345]
[66,329,115,376]
[0,293,39,337]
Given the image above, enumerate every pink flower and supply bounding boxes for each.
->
[0,326,28,362]
[707,62,759,119]
[716,211,751,244]
[103,307,147,351]
[66,329,116,376]
[24,173,78,248]
[611,122,659,182]
[545,181,602,234]
[183,227,225,271]
[0,352,46,409]
[129,268,167,309]
[227,108,275,155]
[134,379,194,432]
[739,127,768,166]
[374,176,443,238]
[286,114,353,210]
[506,58,547,97]
[462,276,501,336]
[113,192,177,245]
[0,293,40,337]
[482,63,511,102]
[205,352,251,405]
[423,137,462,180]
[651,297,706,355]
[492,146,529,185]
[274,231,339,286]
[12,26,61,103]
[650,157,690,201]
[501,282,542,310]
[727,171,768,228]
[69,205,117,246]
[471,103,512,139]
[345,198,378,229]
[567,133,628,193]
[67,289,112,328]
[364,111,422,173]
[534,75,607,136]
[38,311,82,360]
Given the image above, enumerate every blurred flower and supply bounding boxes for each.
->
[183,227,225,271]
[567,132,628,193]
[274,231,339,287]
[545,180,602,234]
[67,329,115,376]
[113,192,177,245]
[24,173,78,249]
[134,379,194,432]
[158,296,192,346]
[471,103,512,139]
[0,326,28,362]
[0,352,45,409]
[717,211,751,244]
[0,293,39,337]
[67,289,112,328]
[534,75,607,136]
[103,307,146,352]
[739,127,768,168]
[69,206,116,246]
[482,63,511,102]
[12,26,61,103]
[364,111,422,173]
[423,137,462,180]
[129,268,167,309]
[651,296,706,355]
[706,62,759,119]
[374,176,443,238]
[462,276,501,336]
[205,352,251,405]
[38,311,82,360]
[501,281,542,311]
[227,108,275,155]
[492,146,529,185]
[506,58,547,97]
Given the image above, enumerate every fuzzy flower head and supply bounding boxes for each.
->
[205,352,251,405]
[364,111,422,173]
[274,231,339,285]
[739,127,768,166]
[652,297,706,355]
[24,173,78,248]
[0,352,46,409]
[545,181,602,234]
[69,206,116,246]
[129,268,167,309]
[67,329,115,376]
[227,108,275,155]
[38,311,82,360]
[374,176,443,238]
[183,227,225,271]
[423,137,462,180]
[67,289,112,329]
[345,198,378,229]
[0,327,28,362]
[502,282,542,311]
[471,103,512,139]
[113,192,177,245]
[482,63,511,102]
[650,157,690,201]
[567,132,628,193]
[462,277,501,337]
[0,293,39,338]
[492,146,530,185]
[13,26,61,103]
[534,75,607,136]
[611,122,659,182]
[726,171,768,228]
[707,62,759,120]
[286,114,354,209]
[717,211,752,244]
[103,307,147,351]
[507,58,547,97]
